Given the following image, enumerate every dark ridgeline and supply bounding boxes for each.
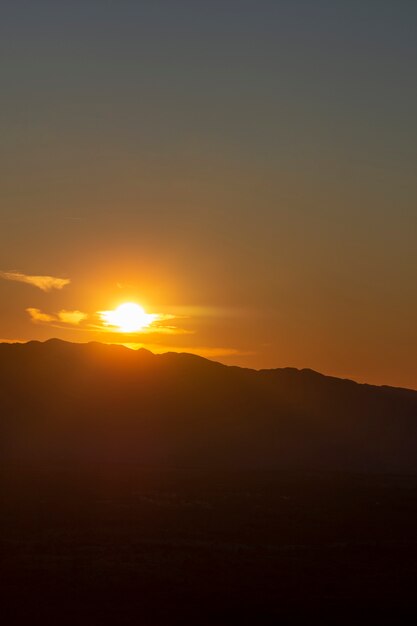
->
[2,339,417,625]
[1,338,417,472]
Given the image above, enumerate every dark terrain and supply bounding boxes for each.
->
[1,340,417,623]
[2,338,417,473]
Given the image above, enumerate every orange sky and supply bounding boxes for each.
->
[1,2,416,389]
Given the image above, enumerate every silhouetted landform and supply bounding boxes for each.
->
[2,340,417,623]
[1,338,417,473]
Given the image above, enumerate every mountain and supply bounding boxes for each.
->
[1,338,417,473]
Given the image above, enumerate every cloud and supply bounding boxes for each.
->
[0,271,70,292]
[57,310,88,325]
[24,300,189,338]
[26,308,56,323]
[144,325,193,335]
[26,308,88,326]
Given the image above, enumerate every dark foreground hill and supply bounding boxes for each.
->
[1,338,417,473]
[2,339,417,623]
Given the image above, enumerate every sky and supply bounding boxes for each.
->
[0,0,416,388]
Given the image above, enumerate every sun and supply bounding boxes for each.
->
[100,302,157,333]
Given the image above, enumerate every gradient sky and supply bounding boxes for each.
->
[1,1,416,388]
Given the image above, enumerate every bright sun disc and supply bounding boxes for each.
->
[100,302,157,333]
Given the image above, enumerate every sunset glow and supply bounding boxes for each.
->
[0,1,416,390]
[99,303,157,333]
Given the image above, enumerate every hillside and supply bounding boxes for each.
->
[1,338,417,473]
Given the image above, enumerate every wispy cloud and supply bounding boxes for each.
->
[57,310,88,324]
[26,308,56,323]
[0,271,70,292]
[26,308,88,326]
[24,299,192,339]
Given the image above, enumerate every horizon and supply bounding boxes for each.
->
[2,336,416,393]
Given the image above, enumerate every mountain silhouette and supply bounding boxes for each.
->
[1,338,417,473]
[3,339,417,625]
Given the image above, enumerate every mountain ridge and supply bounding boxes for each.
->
[1,338,417,473]
[1,337,415,394]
